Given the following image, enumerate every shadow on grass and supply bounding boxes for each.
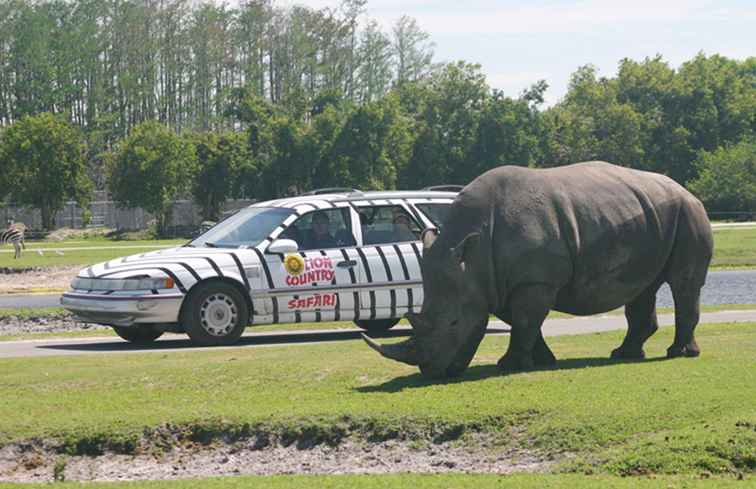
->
[356,355,671,393]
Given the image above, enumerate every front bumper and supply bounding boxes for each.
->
[61,292,184,327]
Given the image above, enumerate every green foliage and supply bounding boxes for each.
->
[545,65,645,167]
[0,112,92,229]
[3,1,755,214]
[321,95,413,190]
[189,131,250,221]
[688,138,756,213]
[399,62,489,187]
[108,121,196,234]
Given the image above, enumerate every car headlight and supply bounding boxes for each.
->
[71,277,175,291]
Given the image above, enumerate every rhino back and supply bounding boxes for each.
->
[461,161,705,315]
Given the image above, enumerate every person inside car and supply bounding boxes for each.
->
[392,210,418,241]
[305,212,339,249]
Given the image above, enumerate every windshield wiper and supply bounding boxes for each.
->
[204,242,218,248]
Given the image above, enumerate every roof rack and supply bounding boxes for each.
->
[300,187,363,196]
[422,185,464,192]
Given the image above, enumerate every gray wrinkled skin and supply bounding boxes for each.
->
[366,161,714,378]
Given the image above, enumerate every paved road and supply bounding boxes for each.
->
[4,267,755,309]
[0,293,61,308]
[0,309,753,359]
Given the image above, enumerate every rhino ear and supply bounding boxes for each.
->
[451,232,481,271]
[421,228,439,250]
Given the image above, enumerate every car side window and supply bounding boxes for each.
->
[360,205,422,245]
[281,208,356,251]
[415,203,451,230]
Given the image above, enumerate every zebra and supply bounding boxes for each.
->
[1,223,25,259]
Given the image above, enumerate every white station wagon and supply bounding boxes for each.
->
[61,188,458,345]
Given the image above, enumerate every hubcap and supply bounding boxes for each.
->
[199,293,238,337]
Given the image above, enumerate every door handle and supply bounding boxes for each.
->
[337,260,358,269]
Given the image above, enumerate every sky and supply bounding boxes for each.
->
[283,0,756,106]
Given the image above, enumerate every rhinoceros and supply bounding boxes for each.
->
[364,161,713,378]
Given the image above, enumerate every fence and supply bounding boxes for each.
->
[0,191,255,235]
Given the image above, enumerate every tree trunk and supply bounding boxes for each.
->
[41,205,55,231]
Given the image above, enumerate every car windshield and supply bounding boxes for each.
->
[189,207,295,248]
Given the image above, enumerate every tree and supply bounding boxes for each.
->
[392,16,434,86]
[470,87,547,176]
[322,95,412,190]
[356,19,392,102]
[189,131,249,221]
[544,65,645,168]
[399,61,488,187]
[688,138,756,214]
[109,121,196,234]
[0,112,91,229]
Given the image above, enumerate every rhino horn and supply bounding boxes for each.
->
[361,334,419,366]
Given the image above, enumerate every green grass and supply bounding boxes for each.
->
[710,227,756,269]
[0,238,185,269]
[0,474,749,489]
[0,322,753,477]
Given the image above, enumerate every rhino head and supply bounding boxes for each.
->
[364,222,496,378]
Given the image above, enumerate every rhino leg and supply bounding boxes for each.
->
[532,331,557,366]
[611,281,661,359]
[667,286,702,358]
[498,284,556,372]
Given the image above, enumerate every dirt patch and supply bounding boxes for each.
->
[0,312,108,336]
[0,433,550,482]
[46,228,115,241]
[0,266,78,293]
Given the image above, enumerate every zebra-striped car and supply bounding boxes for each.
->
[61,189,457,345]
[1,225,25,259]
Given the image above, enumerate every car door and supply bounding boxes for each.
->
[352,200,425,320]
[260,205,364,324]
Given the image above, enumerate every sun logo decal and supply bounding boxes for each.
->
[284,254,305,276]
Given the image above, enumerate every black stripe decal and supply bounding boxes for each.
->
[203,257,224,277]
[406,203,425,228]
[99,267,187,293]
[293,293,302,323]
[375,246,396,319]
[123,253,238,287]
[252,248,278,323]
[355,247,376,320]
[410,242,423,270]
[393,244,413,313]
[320,249,337,322]
[101,261,201,285]
[340,248,359,320]
[300,251,311,322]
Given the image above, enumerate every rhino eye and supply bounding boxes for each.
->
[450,319,459,327]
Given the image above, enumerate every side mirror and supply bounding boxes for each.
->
[267,239,299,254]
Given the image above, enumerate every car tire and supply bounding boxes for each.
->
[354,318,400,333]
[113,325,163,344]
[182,282,249,346]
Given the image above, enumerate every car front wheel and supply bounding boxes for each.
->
[182,282,249,346]
[354,318,400,333]
[113,325,163,344]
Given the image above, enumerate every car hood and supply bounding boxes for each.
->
[75,246,261,293]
